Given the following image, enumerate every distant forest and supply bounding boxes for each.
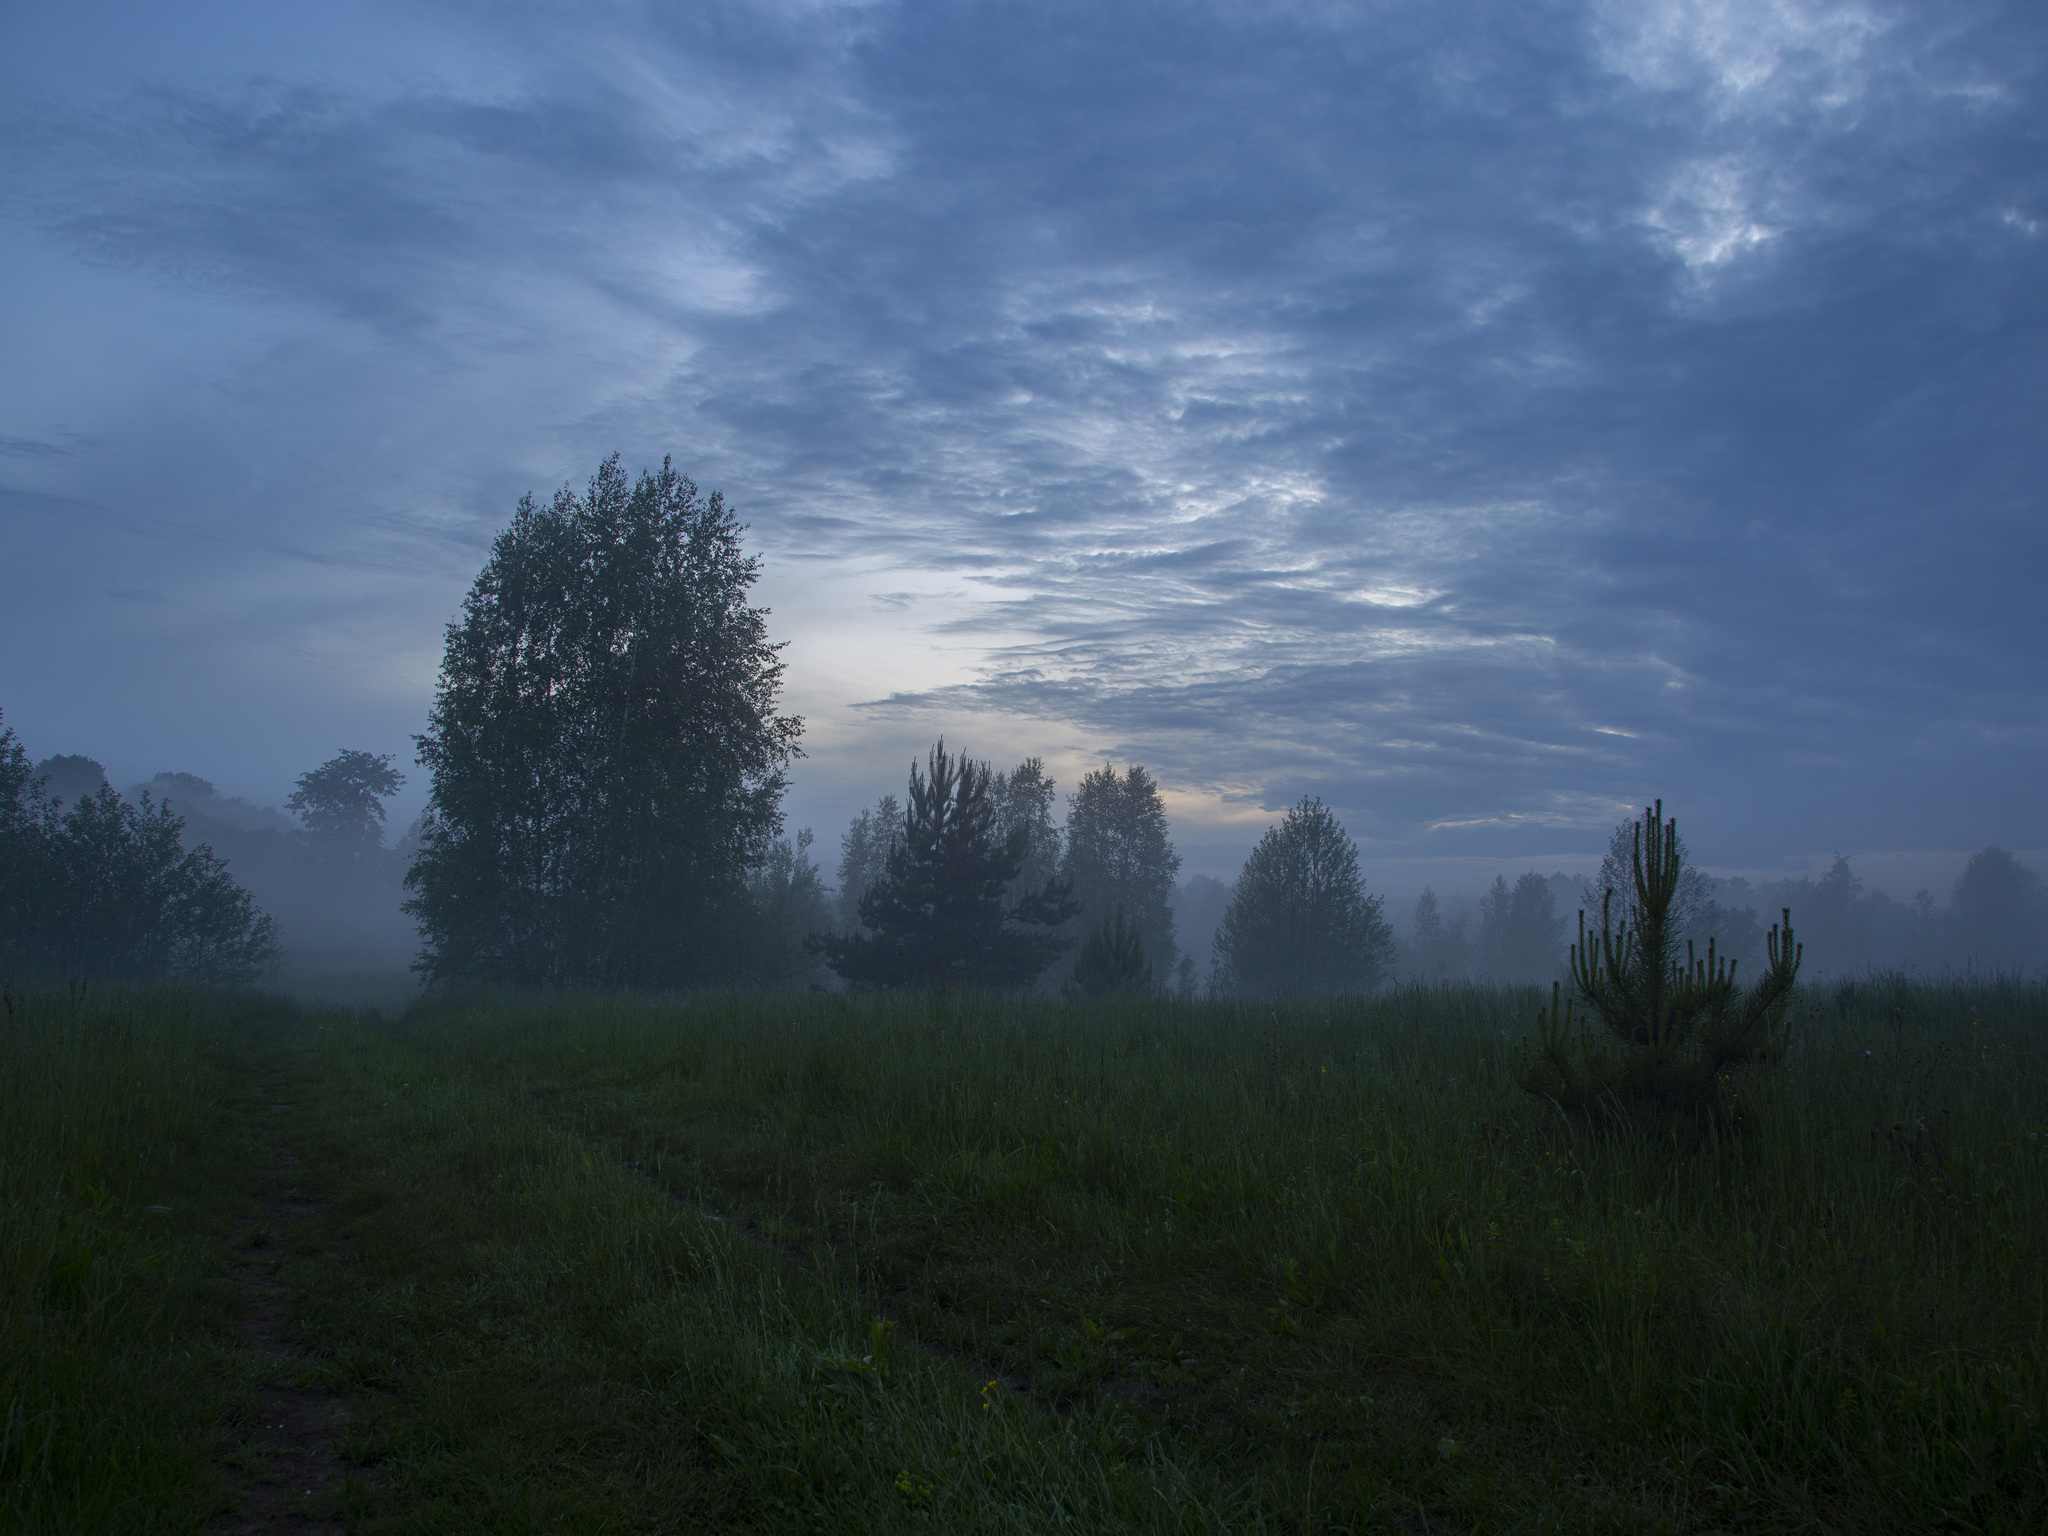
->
[4,455,2042,993]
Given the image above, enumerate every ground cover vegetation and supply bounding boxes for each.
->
[4,975,2043,1531]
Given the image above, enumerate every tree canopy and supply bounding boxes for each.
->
[289,749,404,860]
[0,712,278,984]
[819,740,1076,991]
[1477,872,1564,982]
[1060,763,1180,979]
[1213,797,1394,996]
[406,455,802,988]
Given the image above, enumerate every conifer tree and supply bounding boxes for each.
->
[1060,763,1179,977]
[1519,801,1801,1123]
[819,741,1076,990]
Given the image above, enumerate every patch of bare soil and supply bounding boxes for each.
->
[212,1108,352,1535]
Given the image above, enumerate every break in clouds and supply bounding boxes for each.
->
[0,0,2043,904]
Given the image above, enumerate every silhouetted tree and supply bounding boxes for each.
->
[819,740,1076,990]
[1520,802,1800,1124]
[289,750,404,861]
[1067,906,1154,997]
[1477,872,1564,982]
[743,827,834,986]
[0,714,277,984]
[1949,847,2045,974]
[1407,887,1470,981]
[1061,764,1180,978]
[0,717,47,960]
[835,794,901,932]
[1213,797,1394,996]
[407,455,801,988]
[993,757,1063,908]
[1587,814,1710,938]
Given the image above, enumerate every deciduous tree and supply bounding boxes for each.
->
[1213,797,1394,996]
[1060,764,1179,978]
[406,455,801,988]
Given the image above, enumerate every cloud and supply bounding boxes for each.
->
[0,0,2042,870]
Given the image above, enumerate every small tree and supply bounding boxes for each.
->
[1067,906,1153,997]
[1519,801,1801,1123]
[1213,797,1395,996]
[819,741,1077,990]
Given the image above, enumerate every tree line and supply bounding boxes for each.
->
[6,453,2040,992]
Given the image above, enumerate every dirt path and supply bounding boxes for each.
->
[212,1103,352,1535]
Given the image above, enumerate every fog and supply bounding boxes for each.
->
[18,730,2045,1002]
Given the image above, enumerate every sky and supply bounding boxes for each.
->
[1,0,2042,901]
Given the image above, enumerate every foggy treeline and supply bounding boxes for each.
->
[20,747,417,985]
[6,457,2042,996]
[10,731,2043,994]
[1392,847,2047,985]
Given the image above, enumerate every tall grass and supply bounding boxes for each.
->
[0,986,271,1533]
[274,1012,1260,1532]
[384,978,2048,1531]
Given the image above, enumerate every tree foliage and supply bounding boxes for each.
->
[1407,887,1469,981]
[0,712,277,984]
[289,749,404,861]
[1949,846,2044,974]
[406,455,802,988]
[819,740,1076,991]
[835,794,901,933]
[1067,906,1154,997]
[1519,801,1801,1124]
[1213,797,1394,996]
[1060,763,1179,977]
[993,758,1063,909]
[1477,871,1564,982]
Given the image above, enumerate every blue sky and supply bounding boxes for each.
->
[1,0,2042,899]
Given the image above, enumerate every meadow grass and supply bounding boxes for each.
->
[3,977,2041,1531]
[381,978,2048,1532]
[0,985,279,1533]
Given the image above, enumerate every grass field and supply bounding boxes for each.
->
[4,977,2043,1532]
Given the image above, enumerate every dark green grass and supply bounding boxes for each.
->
[265,1011,1254,1533]
[6,979,2042,1532]
[381,980,2048,1532]
[0,986,279,1533]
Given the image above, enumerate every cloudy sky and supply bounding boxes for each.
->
[1,0,2041,897]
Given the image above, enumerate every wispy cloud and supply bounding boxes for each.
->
[0,0,2041,866]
